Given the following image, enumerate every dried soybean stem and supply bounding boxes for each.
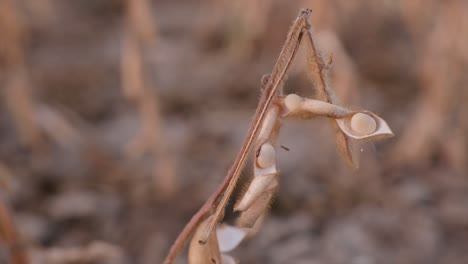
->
[198,8,310,245]
[0,197,28,264]
[162,9,311,264]
[122,0,178,196]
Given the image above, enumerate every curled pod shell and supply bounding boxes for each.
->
[234,174,278,212]
[300,99,350,118]
[237,188,276,228]
[236,142,278,212]
[336,111,393,140]
[280,95,351,119]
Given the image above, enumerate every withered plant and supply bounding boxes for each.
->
[1,0,81,152]
[163,9,393,264]
[0,0,43,151]
[392,0,468,170]
[198,0,272,58]
[0,196,28,264]
[121,0,177,197]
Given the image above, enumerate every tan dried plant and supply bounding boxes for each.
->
[198,0,272,58]
[121,0,177,197]
[0,196,28,264]
[1,0,80,152]
[1,0,43,151]
[392,0,468,169]
[164,9,393,264]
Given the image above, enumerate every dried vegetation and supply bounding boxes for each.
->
[0,0,467,264]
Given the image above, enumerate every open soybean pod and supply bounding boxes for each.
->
[336,111,394,140]
[235,142,279,228]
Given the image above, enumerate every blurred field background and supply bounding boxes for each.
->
[1,0,468,263]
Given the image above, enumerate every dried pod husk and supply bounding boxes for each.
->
[236,186,276,228]
[336,111,394,140]
[235,158,278,228]
[278,95,358,167]
[280,96,351,119]
[300,99,351,118]
[332,124,356,168]
[234,165,278,212]
[257,106,279,145]
[235,141,278,212]
[188,216,221,264]
[282,94,304,115]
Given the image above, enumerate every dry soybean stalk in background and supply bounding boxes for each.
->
[0,196,28,264]
[2,0,82,152]
[198,0,272,58]
[164,9,393,264]
[392,0,468,170]
[0,4,33,263]
[0,0,43,152]
[121,0,177,197]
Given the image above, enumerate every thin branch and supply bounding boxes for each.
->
[122,0,178,196]
[304,24,356,168]
[304,27,335,102]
